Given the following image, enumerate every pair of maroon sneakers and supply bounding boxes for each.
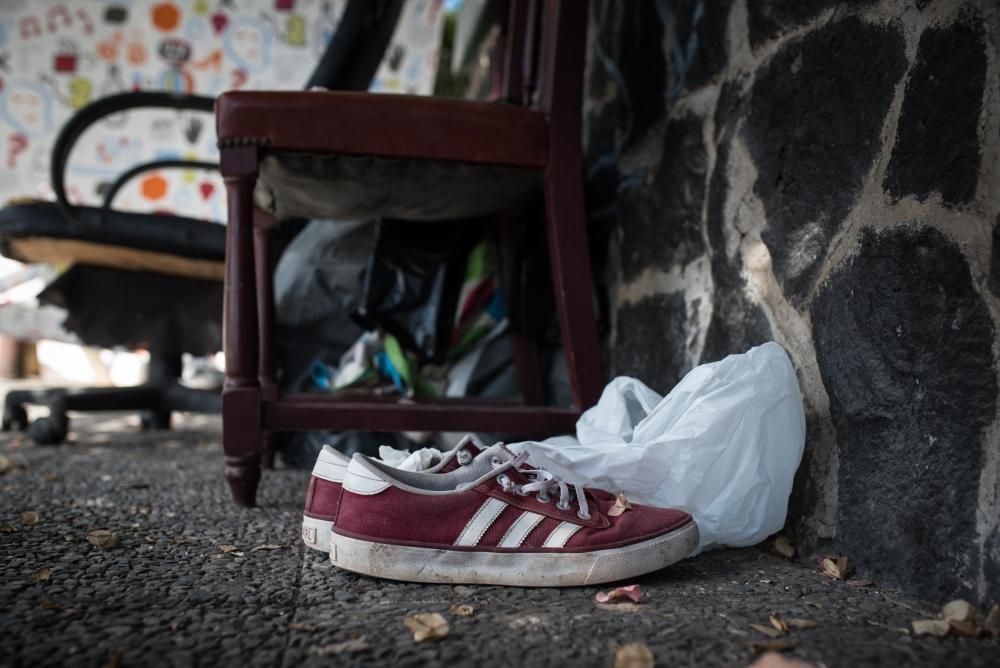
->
[301,436,699,586]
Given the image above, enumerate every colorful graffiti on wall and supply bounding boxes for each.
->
[0,0,444,221]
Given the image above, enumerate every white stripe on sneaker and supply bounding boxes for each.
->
[542,521,582,548]
[454,498,508,546]
[498,511,545,548]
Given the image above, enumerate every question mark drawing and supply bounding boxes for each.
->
[7,133,28,167]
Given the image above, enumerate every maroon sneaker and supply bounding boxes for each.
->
[301,435,483,551]
[329,444,699,586]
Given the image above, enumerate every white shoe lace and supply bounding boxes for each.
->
[491,451,591,521]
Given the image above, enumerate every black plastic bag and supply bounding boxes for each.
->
[353,219,481,364]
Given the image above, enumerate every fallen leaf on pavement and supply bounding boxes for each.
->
[948,620,982,638]
[911,619,950,637]
[21,511,39,526]
[816,555,848,580]
[0,454,21,474]
[219,544,239,553]
[942,599,976,624]
[771,536,795,560]
[750,623,784,638]
[312,638,370,655]
[748,651,817,667]
[403,612,449,641]
[785,618,818,629]
[749,640,795,654]
[613,642,653,668]
[32,567,51,583]
[608,493,633,517]
[0,525,18,534]
[984,605,1000,636]
[250,544,283,552]
[596,584,642,604]
[448,603,475,617]
[86,530,120,549]
[769,612,788,633]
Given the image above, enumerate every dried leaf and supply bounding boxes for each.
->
[772,535,796,560]
[816,555,848,580]
[749,640,795,654]
[984,605,1000,636]
[948,620,982,638]
[312,638,370,655]
[219,544,239,553]
[608,493,633,517]
[750,623,784,638]
[0,525,18,534]
[448,603,475,617]
[613,642,654,668]
[846,579,874,588]
[32,566,51,583]
[747,652,817,667]
[911,619,950,637]
[942,599,976,625]
[769,612,789,633]
[595,584,642,604]
[250,544,283,552]
[21,511,39,526]
[403,612,449,641]
[86,530,119,549]
[785,618,818,629]
[0,454,21,474]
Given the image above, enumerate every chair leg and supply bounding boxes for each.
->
[222,146,262,507]
[254,218,278,471]
[543,155,604,411]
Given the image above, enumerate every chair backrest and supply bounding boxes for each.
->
[503,0,587,126]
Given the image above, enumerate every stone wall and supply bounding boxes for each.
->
[583,0,1000,606]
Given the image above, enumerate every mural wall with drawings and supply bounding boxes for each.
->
[0,0,444,222]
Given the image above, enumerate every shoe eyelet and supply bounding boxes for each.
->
[496,474,514,492]
[556,501,571,511]
[514,485,528,496]
[577,510,591,520]
[490,456,502,466]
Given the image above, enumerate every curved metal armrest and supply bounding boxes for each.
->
[101,159,219,210]
[51,91,215,223]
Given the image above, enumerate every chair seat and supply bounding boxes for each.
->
[0,201,226,281]
[257,151,541,221]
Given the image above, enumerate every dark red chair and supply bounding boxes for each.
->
[215,0,602,507]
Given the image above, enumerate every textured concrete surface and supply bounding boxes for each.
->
[2,415,998,667]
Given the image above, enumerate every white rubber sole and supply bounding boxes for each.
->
[302,515,334,552]
[328,521,699,587]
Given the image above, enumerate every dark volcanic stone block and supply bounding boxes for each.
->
[746,16,907,305]
[992,217,1000,297]
[746,0,878,47]
[884,16,987,205]
[811,225,997,603]
[702,133,773,363]
[665,0,732,90]
[619,113,708,283]
[614,292,688,394]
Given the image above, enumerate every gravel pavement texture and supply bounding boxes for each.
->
[1,414,997,667]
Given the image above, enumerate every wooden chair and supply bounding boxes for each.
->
[216,0,602,507]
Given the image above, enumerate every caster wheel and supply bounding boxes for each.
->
[28,416,69,445]
[2,405,28,431]
[141,411,172,431]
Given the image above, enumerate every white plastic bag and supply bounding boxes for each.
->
[512,342,806,552]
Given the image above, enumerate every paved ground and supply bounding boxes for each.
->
[1,414,997,667]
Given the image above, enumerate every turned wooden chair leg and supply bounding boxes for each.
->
[221,145,262,507]
[254,215,278,470]
[542,155,603,411]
